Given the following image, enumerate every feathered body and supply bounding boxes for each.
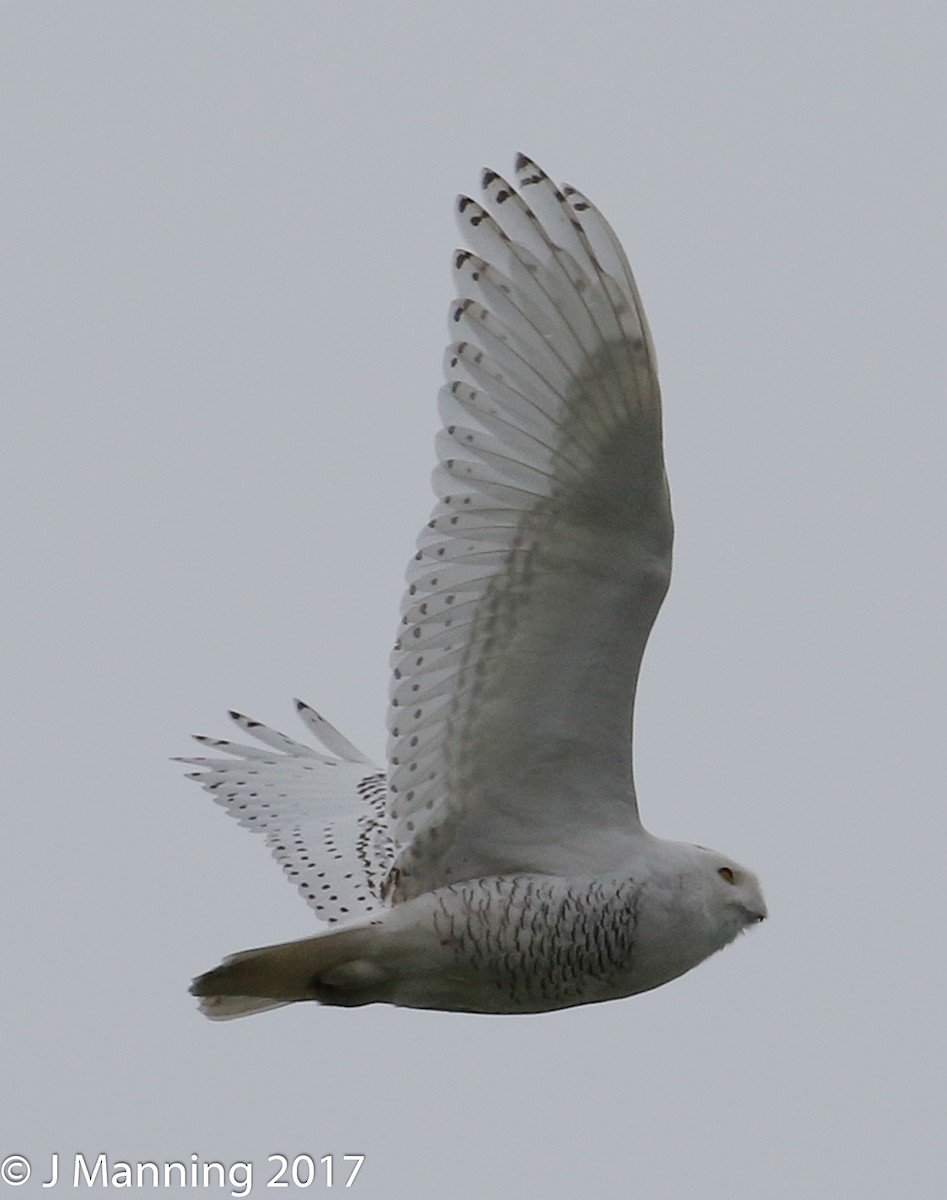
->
[182,155,766,1020]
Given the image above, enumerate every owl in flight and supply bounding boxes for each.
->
[182,155,766,1019]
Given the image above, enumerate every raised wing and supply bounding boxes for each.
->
[386,156,673,901]
[179,702,394,924]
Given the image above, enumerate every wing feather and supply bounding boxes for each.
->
[185,158,673,925]
[385,158,673,901]
[180,708,393,924]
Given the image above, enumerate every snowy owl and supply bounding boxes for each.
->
[182,155,766,1020]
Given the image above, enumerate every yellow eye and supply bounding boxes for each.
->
[718,866,735,884]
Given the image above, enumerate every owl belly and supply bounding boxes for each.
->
[377,871,710,1014]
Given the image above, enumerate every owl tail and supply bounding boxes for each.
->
[190,917,389,1021]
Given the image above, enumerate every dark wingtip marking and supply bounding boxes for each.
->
[515,153,544,188]
[563,184,587,208]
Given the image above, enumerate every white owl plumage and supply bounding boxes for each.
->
[182,155,766,1019]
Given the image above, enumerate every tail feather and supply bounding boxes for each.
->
[195,995,293,1022]
[190,919,388,1020]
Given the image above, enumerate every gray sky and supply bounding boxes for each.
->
[3,3,945,1197]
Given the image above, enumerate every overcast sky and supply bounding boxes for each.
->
[3,3,945,1197]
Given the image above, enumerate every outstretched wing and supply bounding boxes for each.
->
[386,156,672,901]
[179,702,394,924]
